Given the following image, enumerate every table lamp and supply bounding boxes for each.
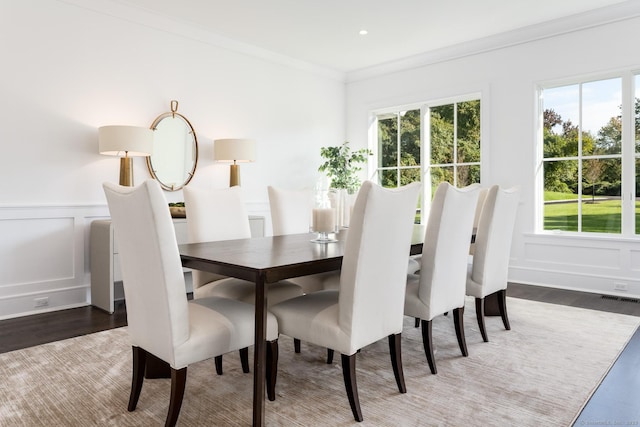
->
[214,138,256,186]
[98,125,153,186]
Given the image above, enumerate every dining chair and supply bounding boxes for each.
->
[466,185,520,342]
[267,185,339,355]
[267,185,336,294]
[469,186,489,256]
[404,182,479,374]
[183,185,303,373]
[270,180,421,422]
[103,180,279,427]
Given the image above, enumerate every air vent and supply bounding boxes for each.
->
[601,295,640,303]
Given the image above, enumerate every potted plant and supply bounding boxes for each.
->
[318,142,372,227]
[318,141,372,194]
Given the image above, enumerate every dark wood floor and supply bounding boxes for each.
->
[1,283,639,424]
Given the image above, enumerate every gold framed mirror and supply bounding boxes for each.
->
[147,100,198,191]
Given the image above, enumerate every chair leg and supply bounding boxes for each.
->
[240,347,250,373]
[420,319,437,374]
[388,334,406,393]
[214,355,223,375]
[341,353,363,422]
[475,297,489,342]
[166,367,187,427]
[266,339,279,401]
[327,348,334,364]
[128,346,147,412]
[453,307,468,357]
[414,317,420,328]
[497,289,511,330]
[294,338,301,353]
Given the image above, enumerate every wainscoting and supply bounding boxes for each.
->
[0,202,272,320]
[2,204,639,320]
[0,204,110,320]
[510,232,640,299]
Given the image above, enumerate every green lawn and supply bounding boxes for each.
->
[544,197,640,234]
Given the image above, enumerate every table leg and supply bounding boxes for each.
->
[253,274,267,427]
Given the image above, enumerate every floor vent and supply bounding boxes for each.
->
[601,295,640,303]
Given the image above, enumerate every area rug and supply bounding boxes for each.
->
[1,297,638,426]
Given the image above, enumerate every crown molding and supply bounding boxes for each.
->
[346,0,640,83]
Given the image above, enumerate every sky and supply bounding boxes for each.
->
[543,77,623,135]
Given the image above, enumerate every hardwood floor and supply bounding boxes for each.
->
[1,283,639,424]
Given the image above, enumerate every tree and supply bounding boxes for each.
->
[583,159,604,202]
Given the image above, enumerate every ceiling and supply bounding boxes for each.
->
[117,0,628,74]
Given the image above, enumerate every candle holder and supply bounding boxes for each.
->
[310,188,338,243]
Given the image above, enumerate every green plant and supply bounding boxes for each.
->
[318,142,372,194]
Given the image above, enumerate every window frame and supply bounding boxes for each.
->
[536,70,639,237]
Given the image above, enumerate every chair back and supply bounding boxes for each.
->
[469,187,489,255]
[183,186,252,289]
[339,181,421,351]
[267,186,313,236]
[103,180,189,365]
[418,182,479,316]
[471,185,520,295]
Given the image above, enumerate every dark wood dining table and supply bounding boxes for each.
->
[179,228,424,426]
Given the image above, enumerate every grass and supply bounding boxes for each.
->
[544,197,640,234]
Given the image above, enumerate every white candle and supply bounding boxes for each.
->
[312,207,336,233]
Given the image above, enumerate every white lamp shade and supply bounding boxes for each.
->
[98,125,153,157]
[214,138,256,162]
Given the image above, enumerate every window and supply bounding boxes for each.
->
[428,100,481,190]
[373,96,481,222]
[540,74,639,235]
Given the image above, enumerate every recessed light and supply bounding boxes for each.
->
[359,30,368,36]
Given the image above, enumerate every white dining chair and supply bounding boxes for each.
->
[469,186,489,255]
[404,182,479,374]
[103,180,279,426]
[183,185,303,373]
[267,185,336,294]
[270,180,421,422]
[466,185,520,342]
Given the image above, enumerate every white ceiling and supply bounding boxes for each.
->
[116,0,628,73]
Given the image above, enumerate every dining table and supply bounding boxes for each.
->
[179,227,424,426]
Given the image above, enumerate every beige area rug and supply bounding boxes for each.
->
[1,297,638,426]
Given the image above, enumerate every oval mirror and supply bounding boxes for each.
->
[147,100,198,191]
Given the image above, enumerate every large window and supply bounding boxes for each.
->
[540,73,639,235]
[373,96,481,221]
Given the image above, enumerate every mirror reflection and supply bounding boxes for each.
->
[147,100,198,191]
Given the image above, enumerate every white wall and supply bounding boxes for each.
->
[346,7,640,298]
[0,0,345,319]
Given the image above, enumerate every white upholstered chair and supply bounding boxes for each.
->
[103,180,279,427]
[466,185,520,342]
[267,185,313,236]
[183,185,303,372]
[267,185,336,294]
[270,181,421,422]
[404,182,479,374]
[468,186,489,256]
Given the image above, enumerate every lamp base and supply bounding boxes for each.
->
[230,164,240,187]
[119,157,134,186]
